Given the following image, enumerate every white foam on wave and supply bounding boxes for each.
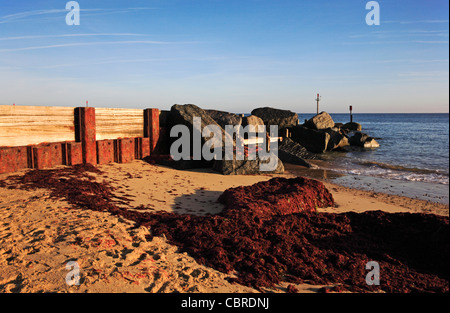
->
[350,169,447,185]
[322,164,449,185]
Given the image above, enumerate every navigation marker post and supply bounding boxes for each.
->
[315,93,321,115]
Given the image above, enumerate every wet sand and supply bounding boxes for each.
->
[284,163,449,215]
[286,160,449,205]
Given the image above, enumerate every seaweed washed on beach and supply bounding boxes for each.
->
[2,164,448,293]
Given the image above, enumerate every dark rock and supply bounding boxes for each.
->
[304,112,335,130]
[349,132,368,145]
[323,128,350,151]
[206,110,242,129]
[278,137,317,168]
[349,132,380,148]
[251,107,299,130]
[171,104,220,134]
[342,122,362,131]
[334,122,344,128]
[159,110,171,127]
[213,153,284,175]
[170,104,234,153]
[290,126,330,153]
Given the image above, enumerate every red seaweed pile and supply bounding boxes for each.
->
[3,164,132,212]
[2,165,448,293]
[218,177,334,221]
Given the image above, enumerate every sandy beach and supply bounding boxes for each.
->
[0,160,448,293]
[1,0,448,298]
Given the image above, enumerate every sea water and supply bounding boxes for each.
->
[298,113,449,204]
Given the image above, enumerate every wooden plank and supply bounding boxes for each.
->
[243,137,282,145]
[95,108,144,141]
[0,105,75,147]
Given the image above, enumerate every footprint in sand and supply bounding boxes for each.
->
[0,274,28,292]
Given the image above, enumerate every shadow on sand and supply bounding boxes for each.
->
[171,189,225,216]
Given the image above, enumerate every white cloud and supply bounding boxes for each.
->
[412,40,449,44]
[373,59,449,64]
[343,40,449,45]
[397,70,449,77]
[0,7,157,24]
[383,19,449,24]
[0,33,152,41]
[0,9,68,21]
[37,56,227,69]
[349,30,449,39]
[0,40,194,53]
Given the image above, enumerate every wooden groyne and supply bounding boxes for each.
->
[0,105,165,174]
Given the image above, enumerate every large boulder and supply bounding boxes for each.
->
[242,115,265,128]
[170,104,220,133]
[342,122,362,131]
[170,104,234,153]
[206,110,242,129]
[251,107,299,130]
[290,126,331,153]
[213,153,284,175]
[349,132,380,148]
[324,128,350,151]
[304,112,335,130]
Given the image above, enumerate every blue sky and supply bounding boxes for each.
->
[0,0,448,113]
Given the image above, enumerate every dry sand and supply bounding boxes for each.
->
[0,160,448,293]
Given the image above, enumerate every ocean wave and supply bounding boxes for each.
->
[356,160,449,177]
[319,160,449,185]
[346,168,449,185]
